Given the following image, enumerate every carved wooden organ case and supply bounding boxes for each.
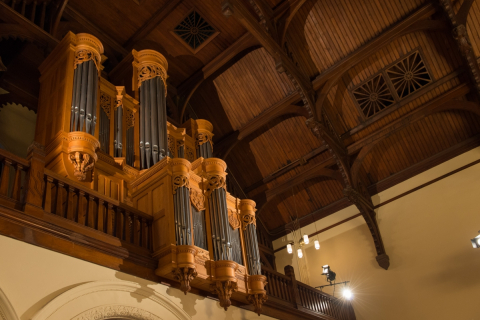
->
[34,32,267,315]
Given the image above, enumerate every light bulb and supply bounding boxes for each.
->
[287,243,293,254]
[297,248,303,258]
[303,234,309,244]
[343,288,353,300]
[314,240,320,250]
[477,237,480,246]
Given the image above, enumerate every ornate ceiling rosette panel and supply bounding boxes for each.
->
[352,74,395,119]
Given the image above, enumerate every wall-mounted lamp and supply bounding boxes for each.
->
[322,265,336,284]
[471,231,480,248]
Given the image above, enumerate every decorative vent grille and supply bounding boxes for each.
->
[352,74,395,118]
[173,10,216,51]
[386,51,432,99]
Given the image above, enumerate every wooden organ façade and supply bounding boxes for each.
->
[33,32,267,315]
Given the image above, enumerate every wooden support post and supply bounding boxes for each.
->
[284,265,302,309]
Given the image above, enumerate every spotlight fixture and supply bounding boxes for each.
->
[287,243,293,254]
[322,265,336,283]
[297,248,303,258]
[314,240,320,250]
[303,234,309,244]
[471,231,480,249]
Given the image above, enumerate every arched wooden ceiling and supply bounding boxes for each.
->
[3,0,480,248]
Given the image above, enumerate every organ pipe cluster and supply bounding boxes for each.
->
[133,49,169,169]
[172,159,193,246]
[70,34,103,136]
[240,200,262,275]
[204,158,232,261]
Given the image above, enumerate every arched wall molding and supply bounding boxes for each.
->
[31,281,191,320]
[72,305,162,320]
[0,287,20,320]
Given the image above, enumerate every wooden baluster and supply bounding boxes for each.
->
[10,0,16,9]
[97,199,105,232]
[0,159,11,197]
[124,211,131,243]
[87,195,95,228]
[39,1,46,29]
[43,176,53,213]
[284,280,291,301]
[30,0,37,22]
[311,291,318,312]
[77,190,86,225]
[140,218,147,248]
[133,214,139,246]
[66,186,75,220]
[280,279,287,300]
[284,265,302,309]
[11,164,23,201]
[20,0,26,15]
[271,275,279,298]
[106,204,114,235]
[306,290,313,311]
[116,209,123,240]
[148,221,152,250]
[55,181,65,217]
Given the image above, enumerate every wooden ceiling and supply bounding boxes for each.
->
[2,0,480,252]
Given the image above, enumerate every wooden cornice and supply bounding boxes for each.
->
[63,5,128,56]
[123,0,184,51]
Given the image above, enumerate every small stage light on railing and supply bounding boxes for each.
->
[303,234,309,244]
[471,231,480,248]
[317,280,352,300]
[322,265,336,283]
[314,239,320,250]
[297,248,303,258]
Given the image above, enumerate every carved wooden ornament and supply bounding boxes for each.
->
[190,188,205,211]
[228,209,241,230]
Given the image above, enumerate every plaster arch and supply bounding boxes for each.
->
[0,288,19,320]
[31,281,191,320]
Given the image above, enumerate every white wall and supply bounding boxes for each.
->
[0,235,274,320]
[274,147,480,320]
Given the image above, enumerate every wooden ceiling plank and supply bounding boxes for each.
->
[123,0,184,50]
[63,5,128,56]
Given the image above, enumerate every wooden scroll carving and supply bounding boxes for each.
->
[73,33,103,72]
[133,49,168,95]
[172,174,190,194]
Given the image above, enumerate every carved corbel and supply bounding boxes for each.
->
[190,188,205,211]
[211,280,238,310]
[247,274,268,316]
[67,132,100,182]
[172,245,198,295]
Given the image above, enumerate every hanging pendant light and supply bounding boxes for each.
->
[297,248,303,258]
[287,243,293,254]
[314,240,320,250]
[303,234,309,244]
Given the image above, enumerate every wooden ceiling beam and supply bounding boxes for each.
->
[438,0,480,96]
[123,0,184,51]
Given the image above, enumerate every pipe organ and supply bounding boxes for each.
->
[34,32,267,315]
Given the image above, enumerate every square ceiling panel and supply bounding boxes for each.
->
[171,9,219,54]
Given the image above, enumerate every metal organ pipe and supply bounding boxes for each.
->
[172,159,193,246]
